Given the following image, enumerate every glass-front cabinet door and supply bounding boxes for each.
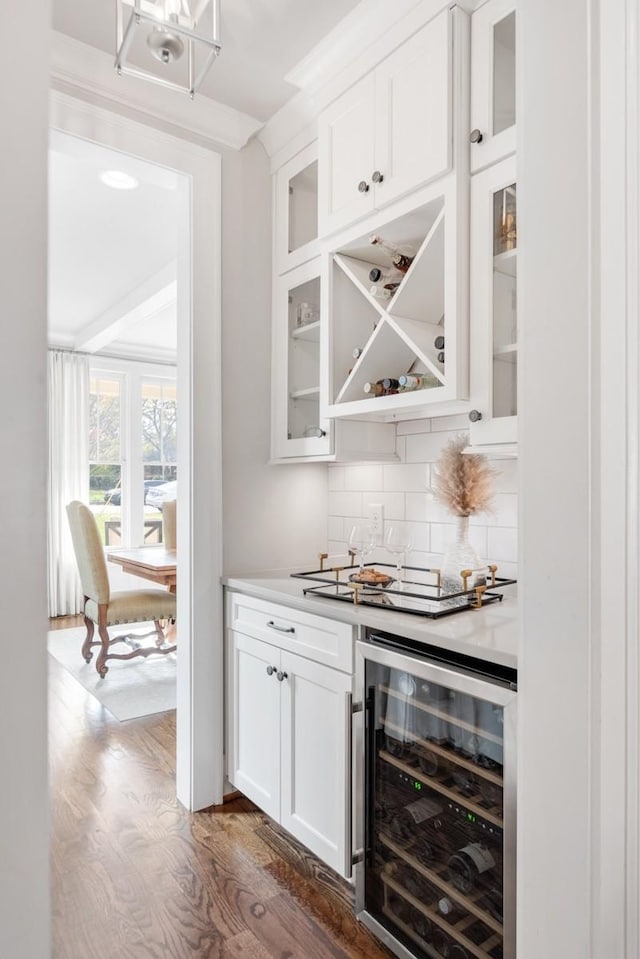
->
[271,256,331,460]
[357,640,517,959]
[275,141,320,274]
[469,156,517,449]
[470,0,516,173]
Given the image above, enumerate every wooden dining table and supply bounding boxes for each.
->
[107,545,177,593]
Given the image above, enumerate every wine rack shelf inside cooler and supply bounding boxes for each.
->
[379,831,503,937]
[384,722,503,789]
[381,866,501,959]
[381,684,504,748]
[380,750,503,829]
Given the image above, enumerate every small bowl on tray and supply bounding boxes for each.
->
[348,568,395,589]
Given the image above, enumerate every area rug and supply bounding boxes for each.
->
[48,626,176,722]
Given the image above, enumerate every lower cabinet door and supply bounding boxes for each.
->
[279,650,352,877]
[230,631,281,821]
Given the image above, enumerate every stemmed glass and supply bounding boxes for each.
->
[385,526,413,587]
[348,523,376,572]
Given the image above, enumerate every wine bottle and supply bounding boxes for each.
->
[450,945,470,959]
[352,347,363,359]
[364,380,399,397]
[363,381,384,397]
[415,744,453,778]
[369,234,415,272]
[398,373,439,392]
[369,266,403,284]
[437,351,445,364]
[437,897,461,921]
[434,334,445,350]
[388,795,443,845]
[381,377,400,390]
[432,927,453,957]
[447,842,497,894]
[369,283,393,301]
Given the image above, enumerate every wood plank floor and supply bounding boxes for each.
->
[49,618,394,959]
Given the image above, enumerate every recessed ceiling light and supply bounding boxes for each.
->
[100,170,139,190]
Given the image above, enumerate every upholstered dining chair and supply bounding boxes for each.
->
[66,500,176,678]
[162,499,176,550]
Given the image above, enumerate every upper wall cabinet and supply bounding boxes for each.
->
[470,0,516,173]
[275,141,320,274]
[468,154,518,450]
[318,8,452,238]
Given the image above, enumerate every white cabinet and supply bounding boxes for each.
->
[227,593,355,877]
[318,8,452,237]
[468,154,518,450]
[470,0,516,173]
[275,141,320,274]
[271,257,398,461]
[271,256,330,460]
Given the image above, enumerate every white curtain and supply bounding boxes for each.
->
[47,350,90,617]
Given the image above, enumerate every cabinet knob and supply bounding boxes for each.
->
[469,409,483,423]
[469,128,484,144]
[266,665,277,676]
[276,671,288,682]
[358,180,370,193]
[371,170,384,184]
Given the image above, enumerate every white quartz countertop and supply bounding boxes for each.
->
[222,571,518,670]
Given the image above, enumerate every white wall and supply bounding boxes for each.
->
[0,2,51,956]
[221,139,327,574]
[327,414,518,576]
[518,1,593,956]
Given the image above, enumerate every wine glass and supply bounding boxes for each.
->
[348,523,376,572]
[385,526,413,587]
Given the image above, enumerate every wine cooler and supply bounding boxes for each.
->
[355,631,517,959]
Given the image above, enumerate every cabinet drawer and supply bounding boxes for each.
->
[229,592,353,673]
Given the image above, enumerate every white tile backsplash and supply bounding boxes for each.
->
[328,490,363,517]
[344,464,384,491]
[383,463,429,492]
[326,421,518,574]
[328,465,345,491]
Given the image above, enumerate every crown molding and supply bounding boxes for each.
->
[50,31,263,151]
[258,0,470,161]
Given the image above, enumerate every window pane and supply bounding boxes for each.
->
[141,379,177,544]
[89,376,123,546]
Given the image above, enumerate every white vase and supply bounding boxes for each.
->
[440,515,484,606]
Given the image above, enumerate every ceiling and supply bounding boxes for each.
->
[53,0,362,121]
[49,1,363,363]
[48,131,181,361]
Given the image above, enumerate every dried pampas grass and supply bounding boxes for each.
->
[431,433,496,517]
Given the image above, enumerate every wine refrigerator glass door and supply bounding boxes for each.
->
[355,640,516,959]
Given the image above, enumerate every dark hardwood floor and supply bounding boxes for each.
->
[49,618,393,959]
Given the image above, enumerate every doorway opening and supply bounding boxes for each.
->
[48,95,224,810]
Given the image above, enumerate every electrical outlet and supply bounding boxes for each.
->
[368,503,384,539]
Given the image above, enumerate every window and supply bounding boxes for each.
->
[88,362,177,547]
[89,375,124,545]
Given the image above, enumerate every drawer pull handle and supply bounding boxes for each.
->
[267,620,295,634]
[277,671,288,682]
[266,665,277,676]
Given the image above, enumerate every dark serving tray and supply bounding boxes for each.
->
[290,562,517,619]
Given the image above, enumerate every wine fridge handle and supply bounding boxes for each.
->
[345,694,364,879]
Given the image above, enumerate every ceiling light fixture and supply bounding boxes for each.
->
[115,0,221,98]
[100,170,140,190]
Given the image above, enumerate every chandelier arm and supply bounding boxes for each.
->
[115,8,140,70]
[192,46,220,94]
